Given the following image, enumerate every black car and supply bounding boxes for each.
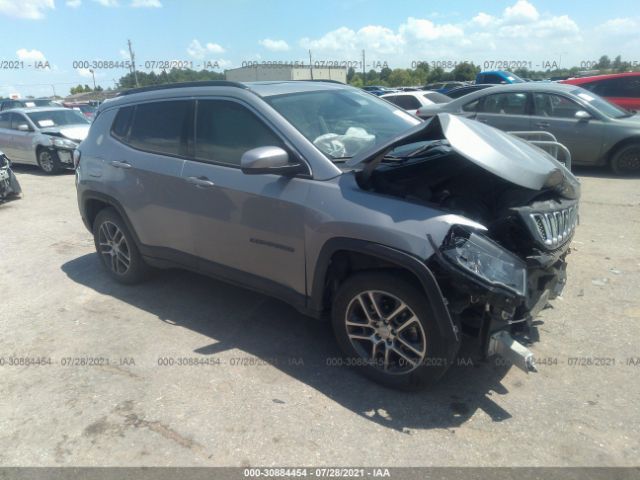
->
[446,84,495,99]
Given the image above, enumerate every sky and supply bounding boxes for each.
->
[1,0,639,97]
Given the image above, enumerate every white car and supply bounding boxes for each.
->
[381,91,451,116]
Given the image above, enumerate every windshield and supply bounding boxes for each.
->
[266,89,421,160]
[571,87,631,118]
[27,109,90,128]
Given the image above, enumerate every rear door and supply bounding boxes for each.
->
[530,92,604,164]
[9,112,36,164]
[474,91,532,132]
[180,98,309,300]
[106,100,195,259]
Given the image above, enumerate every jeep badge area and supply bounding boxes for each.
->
[75,81,580,390]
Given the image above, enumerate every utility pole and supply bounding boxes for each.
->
[127,39,139,87]
[308,50,313,80]
[362,49,366,84]
[89,69,96,90]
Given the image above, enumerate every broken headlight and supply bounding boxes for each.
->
[52,138,78,149]
[440,227,527,297]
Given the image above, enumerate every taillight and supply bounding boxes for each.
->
[73,149,81,169]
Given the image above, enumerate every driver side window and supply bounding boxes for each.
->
[195,100,284,167]
[532,93,581,119]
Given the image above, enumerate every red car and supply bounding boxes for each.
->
[561,73,640,111]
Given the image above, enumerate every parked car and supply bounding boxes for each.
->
[361,86,398,96]
[0,98,58,111]
[561,73,640,112]
[0,107,90,173]
[381,91,450,115]
[75,80,580,390]
[416,83,640,174]
[63,102,97,121]
[423,81,467,93]
[0,150,21,202]
[446,84,495,99]
[475,71,525,84]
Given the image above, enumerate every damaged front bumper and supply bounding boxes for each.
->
[429,226,572,373]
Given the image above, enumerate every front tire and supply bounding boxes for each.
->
[37,149,61,174]
[331,271,452,391]
[93,208,149,284]
[611,144,640,175]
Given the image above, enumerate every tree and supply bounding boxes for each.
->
[451,62,480,81]
[612,55,623,72]
[597,55,611,70]
[347,67,356,83]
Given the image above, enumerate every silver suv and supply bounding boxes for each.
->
[75,81,580,390]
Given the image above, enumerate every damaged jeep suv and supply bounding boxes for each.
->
[76,81,580,390]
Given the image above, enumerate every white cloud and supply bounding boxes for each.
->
[16,48,46,61]
[130,0,161,7]
[93,0,118,6]
[186,39,225,59]
[0,0,54,19]
[77,68,94,78]
[66,0,82,7]
[503,0,539,23]
[399,17,463,42]
[258,38,290,52]
[471,12,495,28]
[596,17,640,35]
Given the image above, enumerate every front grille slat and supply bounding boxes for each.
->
[528,205,578,250]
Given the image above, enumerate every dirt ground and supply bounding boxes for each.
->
[1,165,639,467]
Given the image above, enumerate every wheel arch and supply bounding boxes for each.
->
[80,190,142,247]
[309,238,460,346]
[605,135,640,165]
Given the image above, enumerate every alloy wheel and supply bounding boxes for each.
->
[98,221,131,275]
[39,151,54,172]
[618,148,640,172]
[345,290,427,374]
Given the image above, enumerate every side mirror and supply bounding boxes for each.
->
[240,146,306,176]
[17,124,30,132]
[575,110,591,121]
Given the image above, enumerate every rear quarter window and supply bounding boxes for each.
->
[111,106,135,141]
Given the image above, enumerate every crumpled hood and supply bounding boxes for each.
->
[40,124,90,143]
[347,113,580,198]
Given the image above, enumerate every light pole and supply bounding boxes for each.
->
[89,69,96,90]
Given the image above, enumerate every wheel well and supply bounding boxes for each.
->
[84,198,110,229]
[321,250,424,314]
[606,136,640,164]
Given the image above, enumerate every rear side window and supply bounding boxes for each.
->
[386,95,421,110]
[585,77,640,98]
[195,100,284,166]
[111,106,134,140]
[423,92,451,104]
[127,101,191,156]
[0,113,9,128]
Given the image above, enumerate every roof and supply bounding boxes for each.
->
[2,107,69,114]
[561,72,640,84]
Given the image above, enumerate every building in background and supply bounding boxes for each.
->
[225,65,346,83]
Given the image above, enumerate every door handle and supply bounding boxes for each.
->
[186,176,215,188]
[110,160,132,169]
[535,122,550,128]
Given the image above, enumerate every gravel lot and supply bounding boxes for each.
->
[1,165,639,467]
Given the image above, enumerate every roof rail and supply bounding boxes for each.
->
[117,80,248,96]
[305,79,345,85]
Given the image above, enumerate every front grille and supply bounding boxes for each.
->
[529,205,578,248]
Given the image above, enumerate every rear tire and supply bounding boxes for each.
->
[331,271,452,391]
[611,143,640,175]
[93,207,149,284]
[37,149,61,175]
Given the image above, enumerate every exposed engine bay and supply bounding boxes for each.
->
[360,142,579,369]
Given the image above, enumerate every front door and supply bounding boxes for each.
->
[530,92,604,165]
[180,98,309,301]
